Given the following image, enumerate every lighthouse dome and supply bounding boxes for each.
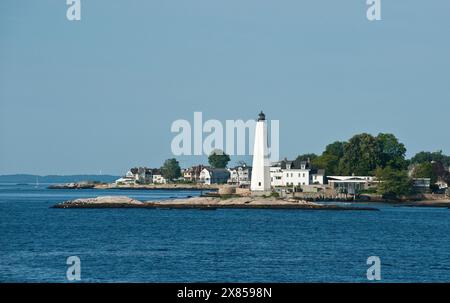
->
[257,111,266,121]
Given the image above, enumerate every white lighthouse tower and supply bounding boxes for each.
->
[251,111,271,194]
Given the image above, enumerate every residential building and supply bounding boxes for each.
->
[311,169,325,184]
[130,167,153,184]
[412,178,431,192]
[183,165,207,182]
[199,168,230,185]
[269,158,325,187]
[115,167,166,185]
[114,175,135,185]
[228,165,252,186]
[115,167,152,185]
[327,176,375,194]
[151,169,167,184]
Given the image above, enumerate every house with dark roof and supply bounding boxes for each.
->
[270,158,325,187]
[183,165,208,182]
[199,168,230,185]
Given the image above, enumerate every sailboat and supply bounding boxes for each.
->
[35,176,39,189]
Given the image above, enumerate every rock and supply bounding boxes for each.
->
[53,196,143,208]
[218,186,236,195]
[53,195,378,211]
[48,182,95,189]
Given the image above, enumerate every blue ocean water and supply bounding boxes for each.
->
[0,184,449,282]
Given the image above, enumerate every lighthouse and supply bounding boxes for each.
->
[251,111,271,194]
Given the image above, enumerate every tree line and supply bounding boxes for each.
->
[296,133,450,197]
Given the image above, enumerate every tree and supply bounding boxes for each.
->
[339,133,382,175]
[208,149,230,168]
[313,153,338,174]
[313,141,346,175]
[412,162,438,185]
[295,153,318,163]
[375,167,413,198]
[376,133,408,170]
[161,158,181,181]
[334,133,408,176]
[324,141,346,158]
[411,151,450,167]
[411,151,450,186]
[432,161,450,186]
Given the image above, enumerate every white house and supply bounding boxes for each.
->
[114,176,135,185]
[200,168,230,185]
[115,169,139,185]
[228,165,252,186]
[270,166,284,187]
[115,167,166,185]
[151,169,167,184]
[311,169,325,185]
[133,167,153,183]
[270,159,325,187]
[115,167,154,185]
[183,165,207,182]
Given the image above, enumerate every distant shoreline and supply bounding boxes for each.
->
[0,174,119,184]
[47,183,220,191]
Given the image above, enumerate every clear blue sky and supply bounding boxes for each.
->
[1,0,449,175]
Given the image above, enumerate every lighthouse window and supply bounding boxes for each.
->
[258,182,261,186]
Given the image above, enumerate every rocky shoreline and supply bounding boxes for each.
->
[52,195,379,211]
[48,183,95,189]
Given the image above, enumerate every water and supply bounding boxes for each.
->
[1,184,449,282]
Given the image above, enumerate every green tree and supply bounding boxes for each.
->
[161,158,181,181]
[339,133,382,175]
[336,133,407,175]
[375,167,413,198]
[312,153,338,174]
[295,153,318,163]
[208,149,231,168]
[411,151,450,167]
[312,141,346,175]
[412,162,438,185]
[324,141,346,158]
[376,133,408,170]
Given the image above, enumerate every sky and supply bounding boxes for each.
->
[1,0,449,175]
